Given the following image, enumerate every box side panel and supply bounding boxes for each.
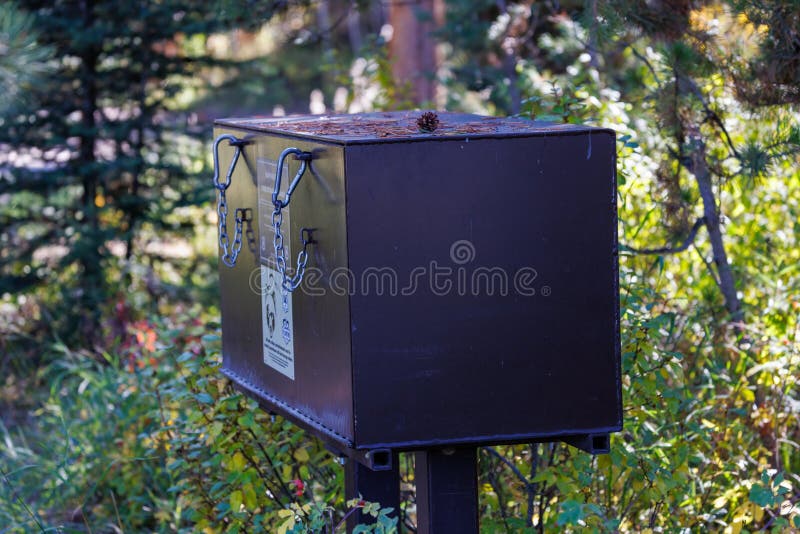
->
[215,128,353,442]
[346,133,621,448]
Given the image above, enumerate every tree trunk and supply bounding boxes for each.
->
[124,62,146,263]
[496,0,522,114]
[388,0,443,106]
[79,0,102,343]
[347,4,362,53]
[586,0,600,69]
[685,131,743,323]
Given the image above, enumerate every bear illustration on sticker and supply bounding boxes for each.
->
[265,277,277,339]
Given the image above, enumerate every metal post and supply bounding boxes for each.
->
[415,448,479,534]
[344,453,400,532]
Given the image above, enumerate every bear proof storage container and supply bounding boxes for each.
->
[213,112,621,467]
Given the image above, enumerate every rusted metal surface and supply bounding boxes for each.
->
[215,111,587,144]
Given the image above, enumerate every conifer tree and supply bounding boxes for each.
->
[0,1,286,344]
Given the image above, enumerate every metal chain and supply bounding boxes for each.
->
[243,212,257,255]
[271,147,313,292]
[272,207,314,292]
[212,135,313,281]
[213,134,248,268]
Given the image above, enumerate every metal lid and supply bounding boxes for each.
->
[214,111,606,145]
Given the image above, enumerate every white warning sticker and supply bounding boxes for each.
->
[261,265,295,379]
[258,158,295,380]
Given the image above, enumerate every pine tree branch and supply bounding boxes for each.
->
[620,217,706,255]
[680,74,740,160]
[628,45,661,84]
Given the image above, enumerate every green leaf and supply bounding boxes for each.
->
[233,451,248,471]
[293,447,310,463]
[243,483,258,510]
[229,490,243,512]
[177,351,195,363]
[557,500,585,526]
[195,392,213,404]
[237,412,255,429]
[749,484,773,507]
[277,513,296,534]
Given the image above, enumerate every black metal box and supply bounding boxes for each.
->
[213,112,620,463]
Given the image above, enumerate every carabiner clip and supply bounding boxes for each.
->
[212,134,247,191]
[272,148,312,208]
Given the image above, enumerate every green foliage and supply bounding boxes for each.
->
[276,499,397,533]
[0,3,51,115]
[476,268,799,531]
[0,1,398,353]
[0,311,397,532]
[0,1,274,346]
[151,332,341,532]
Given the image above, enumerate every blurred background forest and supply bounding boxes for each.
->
[1,0,799,532]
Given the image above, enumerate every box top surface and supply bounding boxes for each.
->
[215,111,610,145]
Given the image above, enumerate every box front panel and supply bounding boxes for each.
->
[216,128,353,442]
[346,132,621,447]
